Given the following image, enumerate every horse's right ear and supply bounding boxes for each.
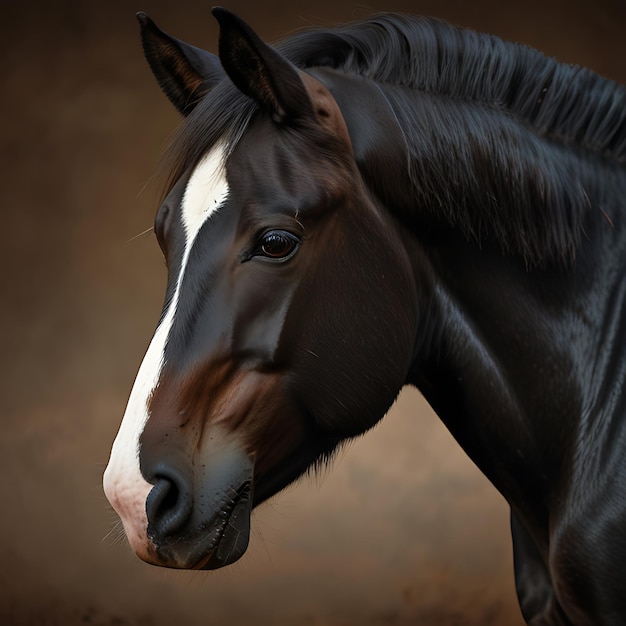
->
[137,12,225,116]
[212,7,313,124]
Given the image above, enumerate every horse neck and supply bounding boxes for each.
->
[402,214,626,517]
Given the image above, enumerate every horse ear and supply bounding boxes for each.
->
[137,12,225,116]
[211,7,313,123]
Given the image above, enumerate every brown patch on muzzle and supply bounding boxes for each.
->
[136,360,308,568]
[143,359,301,458]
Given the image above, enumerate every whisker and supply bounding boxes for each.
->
[126,225,154,243]
[102,518,125,544]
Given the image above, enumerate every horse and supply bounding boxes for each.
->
[103,8,626,625]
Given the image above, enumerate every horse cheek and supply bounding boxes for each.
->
[285,220,416,438]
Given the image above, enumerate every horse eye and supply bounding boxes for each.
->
[257,230,300,260]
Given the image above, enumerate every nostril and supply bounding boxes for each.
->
[146,473,193,539]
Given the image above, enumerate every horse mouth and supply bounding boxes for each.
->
[151,481,253,570]
[194,482,253,570]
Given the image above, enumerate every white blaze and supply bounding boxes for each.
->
[103,142,230,556]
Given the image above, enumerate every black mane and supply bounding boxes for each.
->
[165,14,626,263]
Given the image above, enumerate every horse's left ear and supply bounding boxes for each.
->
[212,7,313,123]
[137,12,225,116]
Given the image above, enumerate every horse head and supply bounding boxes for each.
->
[103,8,418,570]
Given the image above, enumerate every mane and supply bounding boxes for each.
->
[164,14,626,264]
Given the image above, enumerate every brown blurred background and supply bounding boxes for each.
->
[1,1,624,624]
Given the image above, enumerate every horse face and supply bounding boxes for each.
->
[103,9,417,570]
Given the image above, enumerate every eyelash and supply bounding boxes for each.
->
[242,229,301,262]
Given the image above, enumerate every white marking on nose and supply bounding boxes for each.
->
[103,141,230,558]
